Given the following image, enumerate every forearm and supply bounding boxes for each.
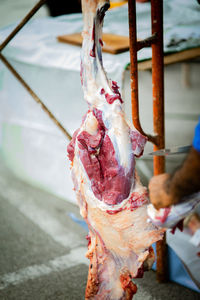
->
[166,147,200,204]
[149,119,200,209]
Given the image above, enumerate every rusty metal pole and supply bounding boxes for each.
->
[128,0,156,144]
[151,0,167,282]
[128,0,143,135]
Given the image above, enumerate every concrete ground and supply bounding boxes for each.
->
[0,159,199,300]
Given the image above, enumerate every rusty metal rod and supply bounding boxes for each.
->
[128,0,156,144]
[0,53,72,140]
[151,0,167,283]
[0,0,47,52]
[128,0,141,133]
[137,33,157,51]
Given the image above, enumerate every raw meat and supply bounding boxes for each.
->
[67,1,164,299]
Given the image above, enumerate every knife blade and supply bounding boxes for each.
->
[148,145,191,156]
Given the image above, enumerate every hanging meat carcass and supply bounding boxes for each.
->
[67,1,164,299]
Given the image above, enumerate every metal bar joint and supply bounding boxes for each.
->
[137,33,157,51]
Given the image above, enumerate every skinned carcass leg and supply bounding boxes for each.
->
[67,1,164,299]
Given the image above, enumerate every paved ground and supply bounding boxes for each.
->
[0,159,199,300]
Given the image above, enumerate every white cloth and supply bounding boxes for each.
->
[0,0,199,74]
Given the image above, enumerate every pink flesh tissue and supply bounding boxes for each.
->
[67,1,164,299]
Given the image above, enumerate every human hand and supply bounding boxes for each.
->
[148,173,175,209]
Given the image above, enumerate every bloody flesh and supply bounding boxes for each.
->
[67,1,164,299]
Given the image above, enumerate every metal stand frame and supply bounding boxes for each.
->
[0,0,71,140]
[128,0,167,282]
[0,0,167,282]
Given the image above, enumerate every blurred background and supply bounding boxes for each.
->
[0,0,199,299]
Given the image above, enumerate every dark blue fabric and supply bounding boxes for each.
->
[193,118,200,152]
